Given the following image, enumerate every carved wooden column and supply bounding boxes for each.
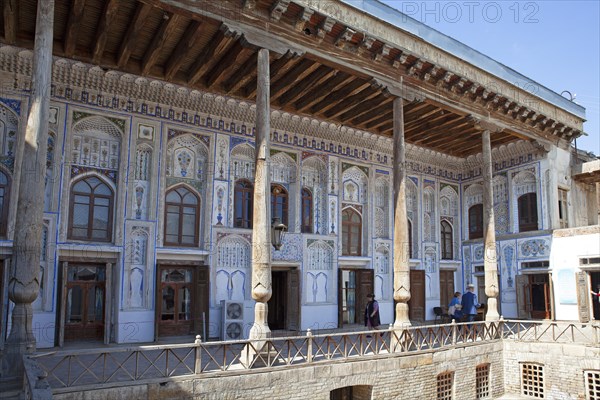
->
[482,130,500,321]
[4,0,54,376]
[249,48,272,340]
[392,97,411,327]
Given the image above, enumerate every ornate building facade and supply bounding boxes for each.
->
[0,0,597,349]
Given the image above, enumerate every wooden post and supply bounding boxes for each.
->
[596,182,600,223]
[4,0,54,377]
[392,97,411,327]
[482,130,500,321]
[248,48,272,341]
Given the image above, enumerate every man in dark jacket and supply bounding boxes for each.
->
[461,283,480,322]
[364,293,380,335]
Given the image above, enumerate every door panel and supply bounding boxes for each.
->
[287,269,300,331]
[268,271,287,330]
[439,270,454,310]
[64,264,106,342]
[196,267,210,338]
[338,269,374,327]
[528,274,551,320]
[158,267,195,337]
[357,269,374,325]
[408,270,425,321]
[516,274,531,319]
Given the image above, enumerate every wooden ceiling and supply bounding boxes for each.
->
[0,0,582,157]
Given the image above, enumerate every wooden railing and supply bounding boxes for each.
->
[29,319,600,393]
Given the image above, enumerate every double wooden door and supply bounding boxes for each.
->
[517,274,551,320]
[338,269,373,327]
[64,264,106,342]
[157,265,209,337]
[439,270,455,311]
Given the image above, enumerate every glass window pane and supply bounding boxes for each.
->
[166,191,180,203]
[73,203,90,227]
[67,286,83,323]
[166,212,180,236]
[179,287,191,321]
[0,172,7,185]
[182,216,195,237]
[94,183,111,196]
[93,205,109,229]
[183,192,198,205]
[73,180,91,193]
[74,195,90,205]
[161,286,175,320]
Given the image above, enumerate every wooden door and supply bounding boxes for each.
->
[529,274,551,319]
[516,274,531,319]
[64,264,106,342]
[268,271,287,330]
[286,269,300,331]
[591,272,600,321]
[408,270,425,321]
[196,267,210,339]
[356,269,374,326]
[439,270,455,311]
[338,269,373,327]
[158,266,195,337]
[0,259,4,346]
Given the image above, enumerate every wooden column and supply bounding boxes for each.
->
[596,182,600,223]
[392,97,411,327]
[4,0,54,375]
[249,48,272,340]
[482,130,500,321]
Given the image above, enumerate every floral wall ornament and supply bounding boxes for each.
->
[177,150,192,177]
[135,185,144,219]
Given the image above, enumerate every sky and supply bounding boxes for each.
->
[380,0,600,156]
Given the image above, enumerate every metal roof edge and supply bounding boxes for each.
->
[340,0,586,120]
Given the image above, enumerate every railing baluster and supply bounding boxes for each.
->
[307,329,313,363]
[194,335,202,374]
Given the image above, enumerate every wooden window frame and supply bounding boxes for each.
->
[0,170,10,238]
[164,185,200,247]
[408,219,413,259]
[68,177,114,242]
[234,179,253,229]
[341,208,362,256]
[469,204,484,239]
[518,192,538,232]
[271,184,289,227]
[301,187,313,234]
[441,220,453,260]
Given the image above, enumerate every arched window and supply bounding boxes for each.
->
[68,176,114,242]
[164,186,199,246]
[0,170,10,237]
[342,208,361,256]
[234,179,253,229]
[518,193,538,232]
[441,221,453,260]
[301,188,313,233]
[271,184,288,227]
[469,204,484,239]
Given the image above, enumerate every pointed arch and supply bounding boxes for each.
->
[164,183,201,246]
[68,174,115,242]
[342,207,362,256]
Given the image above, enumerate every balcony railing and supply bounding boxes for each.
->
[26,319,600,395]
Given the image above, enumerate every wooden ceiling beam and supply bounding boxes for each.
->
[188,23,239,86]
[142,13,183,76]
[349,97,393,125]
[293,72,353,111]
[309,79,370,115]
[117,2,154,68]
[407,115,466,140]
[223,51,258,93]
[324,86,380,119]
[270,58,319,101]
[204,39,251,89]
[412,119,472,146]
[243,50,295,98]
[93,0,120,64]
[3,0,18,45]
[338,93,389,123]
[64,0,86,57]
[365,113,392,130]
[404,110,451,133]
[276,65,334,107]
[165,20,204,81]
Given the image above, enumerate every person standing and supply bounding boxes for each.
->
[364,293,380,336]
[448,291,463,321]
[461,283,480,323]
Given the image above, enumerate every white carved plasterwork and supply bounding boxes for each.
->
[493,175,509,234]
[424,246,438,299]
[302,156,328,234]
[305,239,335,303]
[166,133,208,183]
[374,175,390,238]
[407,179,419,258]
[124,227,150,310]
[133,143,152,220]
[501,242,517,303]
[216,235,251,303]
[270,152,297,184]
[328,156,339,195]
[71,116,122,170]
[215,136,229,180]
[0,102,19,173]
[328,196,338,235]
[230,142,255,181]
[44,132,56,211]
[213,182,228,226]
[513,170,537,197]
[374,244,390,301]
[423,186,435,242]
[342,166,368,204]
